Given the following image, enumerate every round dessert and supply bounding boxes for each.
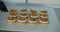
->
[17,17,27,23]
[29,17,37,24]
[41,10,47,13]
[20,13,27,17]
[10,9,17,13]
[9,13,17,17]
[20,13,27,16]
[30,13,38,18]
[7,17,16,22]
[30,9,37,14]
[20,9,27,13]
[40,17,48,24]
[40,13,48,17]
[40,17,48,21]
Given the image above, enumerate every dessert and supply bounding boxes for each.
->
[40,13,48,17]
[29,17,37,24]
[20,9,27,13]
[40,17,48,21]
[30,9,37,13]
[30,13,38,18]
[40,17,48,24]
[9,13,17,17]
[40,10,48,24]
[29,9,38,18]
[17,17,27,23]
[10,9,17,13]
[20,13,28,17]
[41,10,47,13]
[7,17,16,22]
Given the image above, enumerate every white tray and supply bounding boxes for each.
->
[0,5,59,32]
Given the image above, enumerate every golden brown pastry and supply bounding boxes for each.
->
[18,17,27,21]
[7,17,16,22]
[10,9,17,13]
[40,17,48,21]
[30,10,37,14]
[20,9,27,13]
[7,17,14,20]
[29,17,37,21]
[29,17,37,24]
[31,13,38,16]
[9,13,17,17]
[17,17,27,23]
[41,10,47,13]
[20,13,27,16]
[30,13,38,18]
[20,13,28,17]
[10,13,17,16]
[40,13,48,17]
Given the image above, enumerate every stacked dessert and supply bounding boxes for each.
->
[29,9,38,24]
[7,9,17,22]
[17,9,28,24]
[40,10,48,24]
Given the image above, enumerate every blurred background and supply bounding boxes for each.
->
[1,0,60,8]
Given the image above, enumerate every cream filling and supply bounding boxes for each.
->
[10,12,17,13]
[20,12,27,13]
[40,20,48,23]
[40,16,48,18]
[29,20,37,23]
[30,15,38,18]
[17,19,27,22]
[20,15,27,17]
[40,13,48,14]
[9,15,17,17]
[7,20,16,22]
